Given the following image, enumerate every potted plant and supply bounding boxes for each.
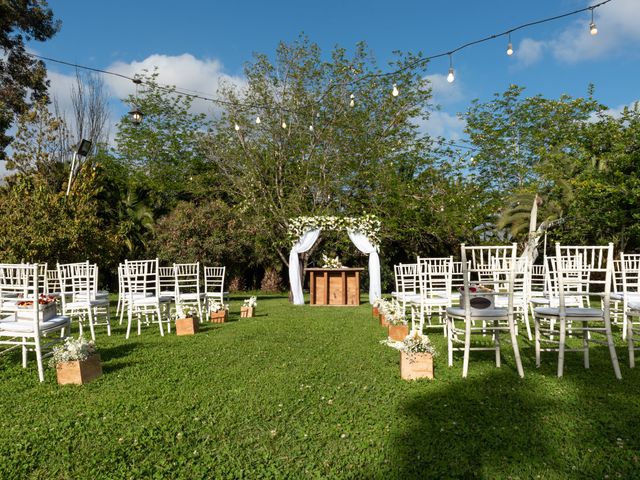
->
[372,298,381,319]
[209,301,228,323]
[175,305,198,336]
[385,300,409,342]
[399,332,435,380]
[241,296,257,318]
[50,336,102,385]
[377,298,393,327]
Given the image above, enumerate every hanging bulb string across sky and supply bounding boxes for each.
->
[27,0,612,127]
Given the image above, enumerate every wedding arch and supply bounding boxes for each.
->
[287,215,382,305]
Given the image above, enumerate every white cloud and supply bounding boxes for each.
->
[514,38,546,67]
[515,0,640,66]
[105,53,246,115]
[417,110,466,140]
[424,73,464,106]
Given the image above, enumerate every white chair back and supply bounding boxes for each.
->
[204,266,226,302]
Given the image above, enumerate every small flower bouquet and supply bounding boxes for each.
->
[321,254,343,269]
[383,299,409,341]
[50,336,102,385]
[208,300,229,323]
[241,296,257,318]
[399,332,435,380]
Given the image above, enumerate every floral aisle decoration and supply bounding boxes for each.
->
[49,336,102,385]
[287,215,381,247]
[372,298,382,318]
[377,298,397,327]
[241,296,257,318]
[399,332,436,380]
[321,254,343,269]
[175,305,198,336]
[208,300,229,323]
[383,299,409,342]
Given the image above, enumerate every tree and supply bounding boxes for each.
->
[114,70,211,214]
[205,36,438,272]
[5,97,68,190]
[0,0,60,160]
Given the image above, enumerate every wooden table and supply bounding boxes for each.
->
[307,268,364,306]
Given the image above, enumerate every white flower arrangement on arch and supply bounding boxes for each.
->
[287,214,381,246]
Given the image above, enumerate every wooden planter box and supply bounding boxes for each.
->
[56,354,102,385]
[400,351,434,380]
[379,314,389,327]
[372,306,380,318]
[175,317,198,336]
[388,324,409,342]
[240,306,255,318]
[210,310,228,323]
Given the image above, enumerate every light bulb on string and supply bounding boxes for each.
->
[589,8,598,35]
[349,93,355,108]
[506,32,514,56]
[281,120,287,129]
[392,84,399,97]
[446,55,455,83]
[255,116,261,124]
[234,123,240,131]
[309,124,314,132]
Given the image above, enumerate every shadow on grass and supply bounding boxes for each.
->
[99,341,140,374]
[382,343,640,479]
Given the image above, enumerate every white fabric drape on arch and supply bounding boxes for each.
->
[347,229,381,304]
[288,229,321,305]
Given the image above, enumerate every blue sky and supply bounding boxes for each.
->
[26,0,640,146]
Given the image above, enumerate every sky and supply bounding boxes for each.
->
[7,0,640,173]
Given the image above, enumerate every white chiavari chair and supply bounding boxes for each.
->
[533,243,621,379]
[204,266,227,308]
[174,262,205,321]
[446,244,524,378]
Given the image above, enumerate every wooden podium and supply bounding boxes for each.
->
[307,268,364,306]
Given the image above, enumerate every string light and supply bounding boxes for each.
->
[234,123,240,131]
[349,93,355,107]
[255,116,261,124]
[447,55,455,83]
[589,8,598,35]
[24,0,612,133]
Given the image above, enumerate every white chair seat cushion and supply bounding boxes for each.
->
[132,296,172,305]
[628,301,640,311]
[610,293,624,301]
[0,315,69,333]
[67,298,109,309]
[530,297,550,306]
[534,307,603,318]
[446,307,508,318]
[177,293,205,301]
[393,293,421,303]
[159,290,176,297]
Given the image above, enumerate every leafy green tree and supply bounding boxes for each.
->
[0,0,60,160]
[114,70,212,214]
[205,36,439,271]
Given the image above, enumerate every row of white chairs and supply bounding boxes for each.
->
[116,260,227,339]
[394,243,639,380]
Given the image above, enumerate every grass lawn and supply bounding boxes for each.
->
[2,294,640,479]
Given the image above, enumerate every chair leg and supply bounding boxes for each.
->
[35,337,44,383]
[22,338,28,368]
[157,306,164,336]
[558,316,567,378]
[622,308,628,340]
[603,314,622,380]
[447,317,454,367]
[126,310,133,339]
[629,318,635,369]
[509,315,524,378]
[582,320,590,369]
[87,308,96,341]
[534,315,541,367]
[106,304,111,336]
[523,307,532,341]
[462,318,472,378]
[494,320,501,368]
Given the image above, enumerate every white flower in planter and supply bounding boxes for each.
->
[49,336,97,368]
[243,296,257,308]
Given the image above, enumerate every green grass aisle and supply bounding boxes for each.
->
[1,295,640,479]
